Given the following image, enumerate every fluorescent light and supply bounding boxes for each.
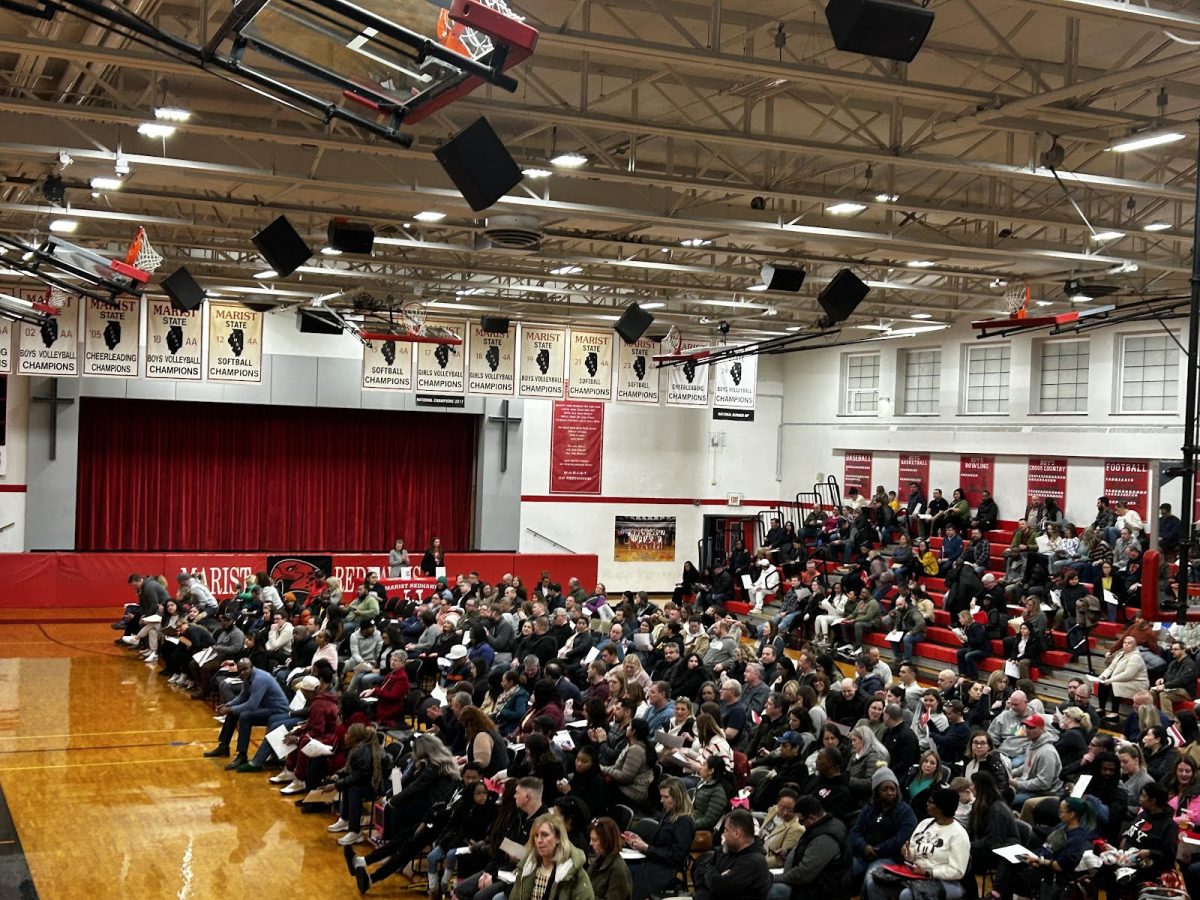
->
[321,247,342,256]
[522,167,552,179]
[695,299,768,309]
[747,284,768,291]
[414,211,446,222]
[906,260,936,268]
[1107,132,1186,153]
[456,287,483,296]
[1035,300,1052,307]
[1070,294,1093,302]
[1089,231,1124,242]
[550,265,583,276]
[89,177,123,191]
[550,152,588,168]
[639,302,665,310]
[680,238,712,247]
[855,324,892,331]
[154,106,192,122]
[137,122,175,138]
[254,269,278,279]
[588,314,620,321]
[910,312,933,319]
[1144,221,1172,232]
[875,193,899,202]
[786,326,802,332]
[827,202,866,215]
[48,219,78,233]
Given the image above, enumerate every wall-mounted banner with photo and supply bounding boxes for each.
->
[362,337,413,391]
[1027,457,1068,510]
[567,329,614,401]
[614,515,677,562]
[615,336,660,404]
[518,324,566,398]
[1103,459,1150,516]
[415,320,466,395]
[18,290,78,376]
[466,322,516,396]
[145,299,202,380]
[665,341,710,407]
[898,453,929,498]
[959,455,995,508]
[83,297,139,377]
[206,302,263,383]
[711,351,757,421]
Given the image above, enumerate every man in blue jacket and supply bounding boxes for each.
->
[204,657,289,769]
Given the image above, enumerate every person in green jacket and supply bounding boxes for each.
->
[344,584,380,630]
[586,817,633,900]
[508,812,594,900]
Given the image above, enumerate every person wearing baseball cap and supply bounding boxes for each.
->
[750,731,810,810]
[1010,713,1063,820]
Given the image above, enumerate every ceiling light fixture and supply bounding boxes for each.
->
[48,219,78,233]
[747,284,768,291]
[680,238,713,247]
[1089,231,1124,242]
[1107,131,1186,153]
[639,302,665,310]
[1070,293,1093,302]
[522,167,552,179]
[875,193,900,202]
[827,202,867,215]
[549,265,582,275]
[89,177,123,191]
[906,260,936,268]
[550,152,588,168]
[910,312,933,319]
[137,122,175,138]
[1143,221,1172,232]
[154,106,192,122]
[253,269,278,279]
[786,325,803,332]
[414,211,446,222]
[320,247,342,256]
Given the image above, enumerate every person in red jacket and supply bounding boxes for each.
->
[365,649,411,727]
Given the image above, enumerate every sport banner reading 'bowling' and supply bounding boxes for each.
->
[206,302,263,383]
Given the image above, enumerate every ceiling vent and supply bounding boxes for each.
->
[484,215,542,250]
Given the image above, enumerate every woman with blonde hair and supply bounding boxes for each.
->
[508,812,594,900]
[1117,741,1155,803]
[848,722,892,799]
[325,574,343,606]
[623,777,695,900]
[622,654,652,693]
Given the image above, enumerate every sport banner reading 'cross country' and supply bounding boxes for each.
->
[466,322,516,396]
[665,341,709,407]
[415,320,466,407]
[145,299,202,380]
[567,329,614,401]
[361,337,413,391]
[614,336,660,404]
[711,351,756,421]
[518,325,566,398]
[206,302,263,383]
[19,290,78,376]
[83,297,139,377]
[1027,457,1068,510]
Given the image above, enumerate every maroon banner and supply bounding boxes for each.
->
[898,453,929,498]
[1027,458,1068,510]
[550,400,604,495]
[1104,459,1150,518]
[843,451,873,498]
[959,455,995,508]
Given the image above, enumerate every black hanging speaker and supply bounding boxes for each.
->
[818,269,871,326]
[480,316,510,334]
[760,263,806,292]
[614,303,654,344]
[297,309,344,335]
[824,0,934,63]
[251,215,312,277]
[433,117,523,212]
[326,218,375,254]
[161,266,205,312]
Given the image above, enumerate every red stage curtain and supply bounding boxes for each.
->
[75,398,476,552]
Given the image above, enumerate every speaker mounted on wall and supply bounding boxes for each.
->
[614,303,654,344]
[433,116,523,212]
[480,316,510,334]
[251,215,312,278]
[817,269,871,328]
[824,0,934,63]
[161,266,206,312]
[327,218,375,255]
[297,308,344,335]
[760,263,807,292]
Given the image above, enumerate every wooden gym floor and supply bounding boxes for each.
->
[0,612,390,899]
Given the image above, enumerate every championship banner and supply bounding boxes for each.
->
[18,292,78,376]
[550,400,604,494]
[361,338,413,391]
[0,320,12,374]
[899,453,929,497]
[711,352,757,421]
[665,341,709,407]
[466,322,516,396]
[1027,458,1068,510]
[843,451,873,497]
[206,302,263,383]
[1104,459,1150,516]
[414,321,466,395]
[145,299,202,380]
[614,515,676,562]
[614,336,660,404]
[519,325,566,398]
[82,297,139,377]
[567,329,614,401]
[959,455,995,508]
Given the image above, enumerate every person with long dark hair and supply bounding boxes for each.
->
[327,723,386,847]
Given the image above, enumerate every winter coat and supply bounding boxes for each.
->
[585,852,632,900]
[1100,649,1150,698]
[509,844,594,900]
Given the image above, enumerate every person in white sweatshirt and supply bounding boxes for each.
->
[863,786,970,900]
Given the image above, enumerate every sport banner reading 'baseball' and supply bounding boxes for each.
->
[614,336,660,404]
[898,453,929,498]
[18,291,78,376]
[711,351,757,421]
[665,341,709,407]
[1104,459,1149,516]
[414,320,466,395]
[145,299,202,380]
[466,323,516,396]
[519,325,566,398]
[844,452,873,497]
[206,302,263,383]
[959,455,995,508]
[1027,457,1068,510]
[361,338,413,391]
[567,329,614,401]
[83,297,139,377]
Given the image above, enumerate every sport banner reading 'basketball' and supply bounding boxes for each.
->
[361,338,413,391]
[614,336,660,404]
[519,325,566,398]
[83,297,139,377]
[145,299,202,380]
[18,291,78,376]
[414,320,466,396]
[466,322,516,396]
[665,341,710,407]
[711,351,757,421]
[567,329,614,401]
[206,302,263,383]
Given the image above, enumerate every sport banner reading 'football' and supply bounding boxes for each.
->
[18,291,78,376]
[567,329,614,401]
[615,336,660,404]
[519,325,566,398]
[665,341,709,407]
[145,300,202,380]
[361,338,413,391]
[466,322,516,396]
[206,302,263,383]
[414,320,466,395]
[83,297,139,377]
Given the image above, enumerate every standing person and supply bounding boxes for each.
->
[692,808,772,900]
[504,812,594,900]
[422,538,444,577]
[586,817,632,900]
[388,538,410,577]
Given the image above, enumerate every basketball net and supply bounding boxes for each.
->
[1003,281,1030,319]
[663,324,682,355]
[400,300,427,336]
[123,226,164,274]
[45,285,75,310]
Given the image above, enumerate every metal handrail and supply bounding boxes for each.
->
[523,527,574,553]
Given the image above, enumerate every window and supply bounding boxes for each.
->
[963,344,1011,414]
[1037,340,1090,413]
[841,351,879,415]
[900,349,941,415]
[1119,333,1180,412]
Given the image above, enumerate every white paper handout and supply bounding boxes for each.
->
[391,767,403,795]
[634,633,653,652]
[1071,774,1092,798]
[265,723,292,760]
[501,838,526,860]
[993,844,1035,864]
[884,630,904,642]
[497,871,517,884]
[1004,660,1021,679]
[656,731,687,750]
[1103,590,1117,606]
[620,849,646,860]
[300,738,333,758]
[583,647,600,665]
[289,691,306,712]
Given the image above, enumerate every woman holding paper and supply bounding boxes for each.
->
[623,778,695,900]
[991,797,1095,900]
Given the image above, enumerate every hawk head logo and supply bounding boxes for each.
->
[269,558,327,603]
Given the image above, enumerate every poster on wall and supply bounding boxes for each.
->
[18,291,78,376]
[206,302,263,383]
[615,336,660,404]
[843,451,873,497]
[361,338,413,391]
[899,453,929,498]
[267,555,334,603]
[518,325,566,398]
[1027,458,1068,510]
[1104,459,1150,516]
[415,321,466,396]
[0,320,12,374]
[145,299,202,380]
[82,297,139,377]
[466,322,515,396]
[614,515,676,562]
[959,455,994,508]
[665,341,709,407]
[711,352,757,421]
[550,400,603,494]
[567,329,614,401]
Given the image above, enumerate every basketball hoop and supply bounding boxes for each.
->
[400,300,428,336]
[124,227,164,274]
[663,325,682,355]
[45,285,75,310]
[1002,280,1030,319]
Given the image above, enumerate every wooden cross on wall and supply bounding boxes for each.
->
[31,378,74,461]
[487,399,522,473]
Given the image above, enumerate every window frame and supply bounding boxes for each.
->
[1114,331,1181,415]
[840,350,880,417]
[960,343,1012,416]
